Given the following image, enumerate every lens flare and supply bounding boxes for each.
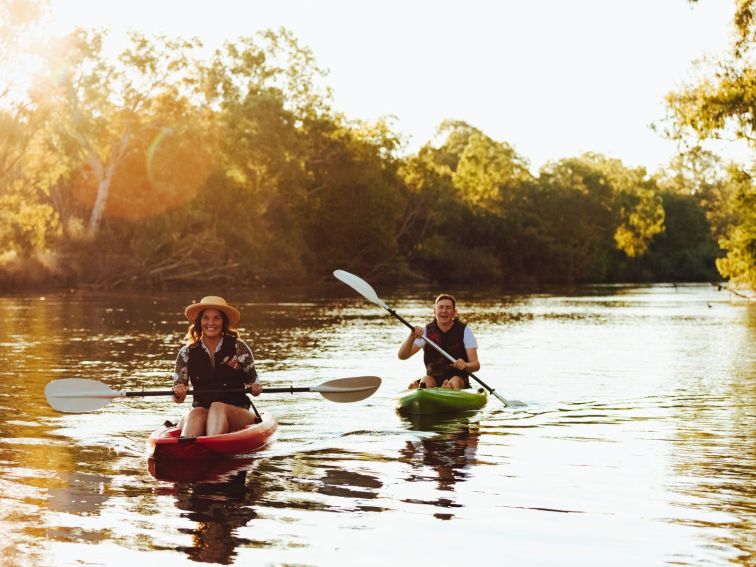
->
[146,127,172,186]
[71,124,218,221]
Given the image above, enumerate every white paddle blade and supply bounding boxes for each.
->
[313,375,381,402]
[45,378,119,413]
[333,270,389,310]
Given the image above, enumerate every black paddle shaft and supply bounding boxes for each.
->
[386,307,500,397]
[123,386,315,397]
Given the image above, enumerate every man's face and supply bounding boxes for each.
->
[434,299,456,324]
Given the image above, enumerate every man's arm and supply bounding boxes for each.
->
[398,326,424,359]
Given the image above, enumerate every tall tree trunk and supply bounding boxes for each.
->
[86,132,130,236]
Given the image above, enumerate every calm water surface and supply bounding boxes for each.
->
[0,284,753,566]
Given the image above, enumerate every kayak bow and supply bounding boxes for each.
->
[396,387,488,416]
[146,412,278,460]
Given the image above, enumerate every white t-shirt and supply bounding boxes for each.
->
[414,325,477,350]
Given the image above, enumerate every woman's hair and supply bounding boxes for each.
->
[184,309,239,345]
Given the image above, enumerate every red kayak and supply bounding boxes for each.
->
[147,455,255,482]
[146,413,278,460]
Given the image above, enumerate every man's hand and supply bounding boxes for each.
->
[451,358,468,372]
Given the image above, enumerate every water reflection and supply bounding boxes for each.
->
[398,415,480,518]
[317,467,382,501]
[0,286,752,565]
[253,449,386,514]
[163,469,263,564]
[46,471,110,515]
[147,457,256,483]
[667,334,756,563]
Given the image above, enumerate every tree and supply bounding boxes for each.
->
[671,0,755,144]
[689,0,755,56]
[665,0,755,287]
[0,0,62,261]
[300,118,406,280]
[396,146,456,268]
[453,131,532,212]
[128,29,338,286]
[536,154,665,282]
[664,63,755,147]
[395,121,538,283]
[714,166,756,286]
[197,30,331,281]
[637,192,721,282]
[40,29,204,236]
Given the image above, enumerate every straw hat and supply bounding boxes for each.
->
[184,296,241,327]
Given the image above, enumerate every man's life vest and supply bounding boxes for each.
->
[423,319,469,380]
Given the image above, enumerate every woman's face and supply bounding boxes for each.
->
[200,309,224,339]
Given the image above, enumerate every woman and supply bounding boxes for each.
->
[171,296,262,437]
[397,293,480,390]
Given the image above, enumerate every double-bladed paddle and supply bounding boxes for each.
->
[45,375,382,413]
[333,269,508,406]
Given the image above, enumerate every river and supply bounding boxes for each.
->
[0,283,753,566]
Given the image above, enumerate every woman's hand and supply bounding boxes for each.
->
[172,383,187,403]
[249,383,262,397]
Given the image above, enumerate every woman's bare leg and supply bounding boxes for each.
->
[180,406,208,437]
[206,402,256,436]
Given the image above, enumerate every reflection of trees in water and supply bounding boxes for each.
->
[670,355,756,562]
[316,467,383,502]
[396,416,481,520]
[168,469,265,565]
[239,450,385,514]
[46,471,111,515]
[399,416,481,497]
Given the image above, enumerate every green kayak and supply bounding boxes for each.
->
[396,387,488,415]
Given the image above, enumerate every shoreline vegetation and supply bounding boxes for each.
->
[1,4,754,293]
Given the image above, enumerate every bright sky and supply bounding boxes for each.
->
[45,0,743,173]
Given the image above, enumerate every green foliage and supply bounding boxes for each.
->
[715,167,756,286]
[673,1,755,144]
[398,130,673,285]
[665,63,756,145]
[300,119,406,280]
[38,29,205,235]
[0,86,61,261]
[634,192,721,282]
[0,21,743,290]
[534,154,665,281]
[396,147,457,267]
[667,0,755,287]
[0,194,59,256]
[418,233,503,283]
[453,132,532,211]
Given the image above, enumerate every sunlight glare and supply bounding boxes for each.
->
[8,0,750,172]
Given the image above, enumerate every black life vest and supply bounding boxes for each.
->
[187,336,250,409]
[423,319,469,379]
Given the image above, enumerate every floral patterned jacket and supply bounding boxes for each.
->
[173,336,258,387]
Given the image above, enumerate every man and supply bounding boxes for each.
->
[398,294,480,390]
